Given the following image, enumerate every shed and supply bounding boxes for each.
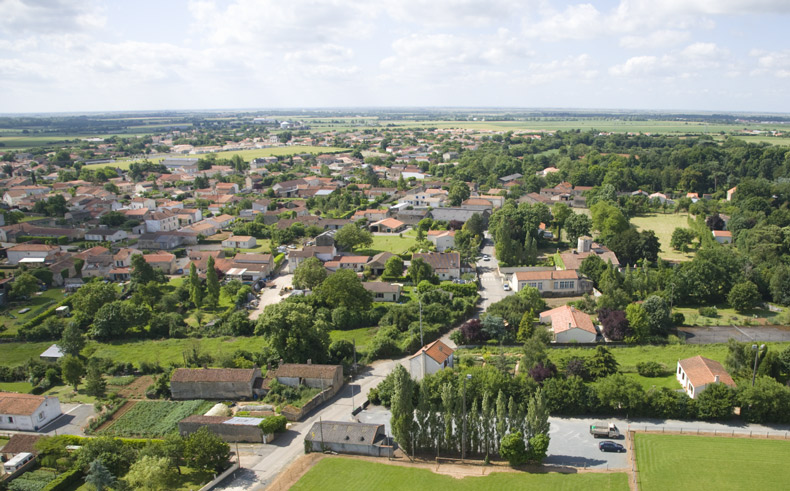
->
[39,344,64,361]
[305,421,393,457]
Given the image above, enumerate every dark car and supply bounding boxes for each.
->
[599,441,625,453]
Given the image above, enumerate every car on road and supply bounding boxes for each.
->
[482,255,490,261]
[503,283,511,291]
[599,441,625,453]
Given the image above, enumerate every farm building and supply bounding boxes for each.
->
[0,392,61,432]
[304,421,394,457]
[676,356,736,399]
[178,415,274,443]
[409,339,454,380]
[266,363,343,392]
[170,368,263,400]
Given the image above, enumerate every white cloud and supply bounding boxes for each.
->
[285,44,354,64]
[619,30,690,49]
[609,55,660,77]
[523,4,606,41]
[0,0,106,35]
[385,0,524,28]
[750,49,790,78]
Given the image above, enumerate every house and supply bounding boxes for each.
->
[676,356,736,399]
[1,434,42,461]
[304,421,393,457]
[144,210,179,233]
[143,253,177,274]
[130,197,156,210]
[412,252,461,281]
[369,218,405,233]
[6,244,59,266]
[85,228,128,243]
[558,237,620,271]
[510,270,592,296]
[363,282,401,302]
[426,230,455,252]
[267,363,343,392]
[137,231,197,250]
[460,198,493,212]
[539,305,598,343]
[498,173,523,184]
[227,253,274,282]
[367,251,395,276]
[170,368,262,400]
[222,235,257,249]
[338,255,371,273]
[209,214,236,229]
[0,392,62,431]
[409,339,454,380]
[39,344,64,362]
[429,207,489,225]
[712,230,733,244]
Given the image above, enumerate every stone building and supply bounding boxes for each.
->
[170,368,262,400]
[305,421,393,457]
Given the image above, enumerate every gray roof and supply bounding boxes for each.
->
[305,421,383,444]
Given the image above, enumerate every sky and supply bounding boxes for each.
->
[1,0,790,114]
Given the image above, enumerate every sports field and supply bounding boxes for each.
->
[292,457,628,490]
[635,433,790,490]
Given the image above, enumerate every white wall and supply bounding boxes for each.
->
[0,397,61,431]
[555,328,596,343]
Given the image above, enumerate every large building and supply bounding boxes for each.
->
[0,392,61,432]
[170,368,262,400]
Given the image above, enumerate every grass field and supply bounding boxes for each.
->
[630,212,694,262]
[0,288,69,336]
[292,457,628,490]
[99,400,212,438]
[675,304,779,327]
[329,327,378,352]
[0,381,33,393]
[356,229,418,256]
[635,433,790,490]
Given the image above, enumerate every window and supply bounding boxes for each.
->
[375,293,384,299]
[553,280,575,290]
[7,416,13,423]
[38,411,45,421]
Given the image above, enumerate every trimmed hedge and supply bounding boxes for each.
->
[258,415,288,434]
[41,468,84,491]
[274,253,285,268]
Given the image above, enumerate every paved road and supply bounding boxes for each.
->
[249,273,294,321]
[38,403,95,437]
[680,325,790,344]
[215,359,404,490]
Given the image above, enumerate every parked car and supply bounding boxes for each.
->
[482,255,490,261]
[503,283,511,291]
[599,441,625,453]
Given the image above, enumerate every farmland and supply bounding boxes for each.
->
[635,433,790,490]
[292,457,628,490]
[98,400,212,438]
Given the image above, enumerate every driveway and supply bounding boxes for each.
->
[39,403,95,436]
[249,273,294,321]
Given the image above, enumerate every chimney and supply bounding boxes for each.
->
[569,322,572,330]
[714,375,720,383]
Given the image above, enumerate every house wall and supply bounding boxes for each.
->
[7,250,53,266]
[409,353,441,380]
[555,328,596,343]
[306,440,393,457]
[170,380,254,400]
[371,291,399,302]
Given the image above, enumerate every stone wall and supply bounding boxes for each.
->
[178,421,273,443]
[281,384,338,422]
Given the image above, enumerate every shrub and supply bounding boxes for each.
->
[636,361,666,378]
[671,312,685,326]
[258,415,287,434]
[699,306,718,318]
[40,469,84,491]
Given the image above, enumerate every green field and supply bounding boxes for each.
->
[356,229,419,256]
[635,433,790,490]
[630,212,694,262]
[0,288,69,336]
[329,327,378,352]
[99,400,212,438]
[292,457,628,490]
[0,381,33,393]
[675,304,780,327]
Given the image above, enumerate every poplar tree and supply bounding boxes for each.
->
[526,387,550,440]
[481,391,493,459]
[496,390,508,443]
[390,366,415,457]
[205,255,220,309]
[441,383,456,454]
[188,263,203,309]
[468,399,479,456]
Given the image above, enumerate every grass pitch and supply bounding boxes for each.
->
[635,433,790,490]
[292,457,628,490]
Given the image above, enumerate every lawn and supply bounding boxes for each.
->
[0,288,69,336]
[99,400,212,438]
[292,457,628,491]
[357,229,418,256]
[330,327,378,352]
[0,381,33,393]
[630,212,694,262]
[635,433,790,490]
[39,384,100,404]
[238,238,271,253]
[675,304,779,327]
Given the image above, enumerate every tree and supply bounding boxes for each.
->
[90,301,149,340]
[642,295,672,336]
[162,433,185,474]
[188,262,203,309]
[591,201,629,242]
[564,212,593,245]
[526,433,550,463]
[728,281,761,312]
[526,388,550,439]
[71,282,118,319]
[595,373,645,413]
[334,223,373,251]
[390,365,416,457]
[448,181,471,206]
[481,315,506,341]
[58,322,85,356]
[84,364,107,399]
[695,383,735,420]
[516,310,535,343]
[770,265,790,306]
[407,257,434,284]
[500,432,527,466]
[293,257,328,289]
[130,254,164,286]
[597,308,631,341]
[625,303,649,341]
[463,213,485,236]
[383,255,405,278]
[552,203,571,241]
[670,227,696,252]
[205,255,220,309]
[85,459,116,491]
[255,302,330,363]
[10,273,39,299]
[184,426,230,473]
[124,455,171,490]
[587,346,619,379]
[315,268,372,310]
[61,355,84,391]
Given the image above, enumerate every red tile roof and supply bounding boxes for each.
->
[171,368,256,383]
[678,356,736,388]
[410,339,453,364]
[0,392,49,416]
[540,305,596,335]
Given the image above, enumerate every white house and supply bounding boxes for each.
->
[85,228,128,243]
[712,230,733,244]
[676,356,736,399]
[539,305,598,343]
[7,244,59,266]
[145,210,179,233]
[362,282,401,302]
[0,392,61,431]
[426,230,455,252]
[222,235,257,249]
[510,270,590,296]
[409,339,454,380]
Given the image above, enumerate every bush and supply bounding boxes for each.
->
[699,306,718,318]
[636,361,666,378]
[671,312,685,326]
[258,415,287,434]
[40,469,84,491]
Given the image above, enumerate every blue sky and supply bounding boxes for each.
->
[1,0,789,113]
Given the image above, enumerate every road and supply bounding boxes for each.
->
[679,325,790,344]
[249,273,294,321]
[216,359,404,490]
